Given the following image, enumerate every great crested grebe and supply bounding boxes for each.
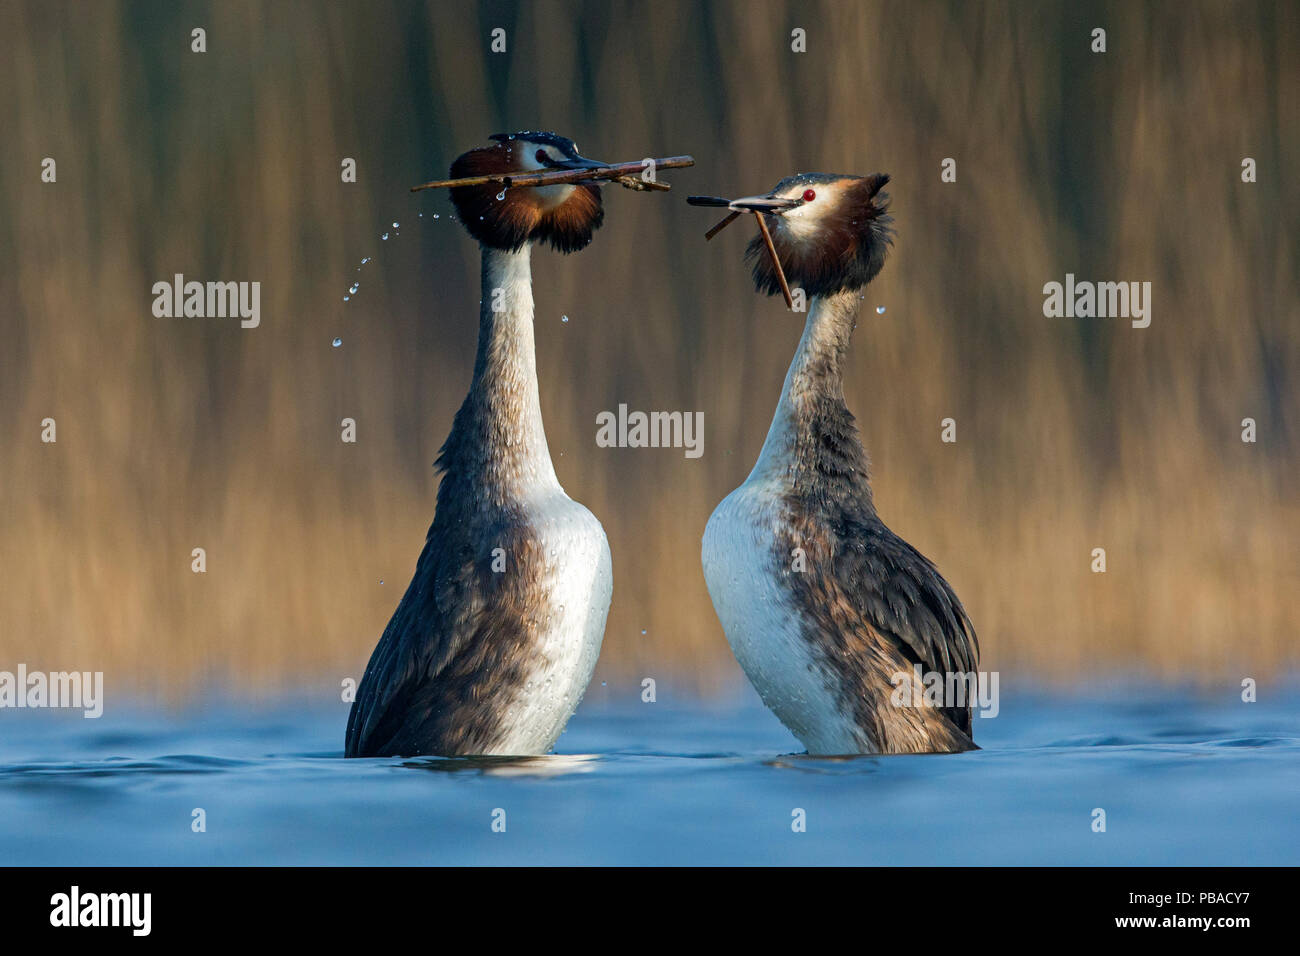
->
[346,132,620,757]
[693,173,980,755]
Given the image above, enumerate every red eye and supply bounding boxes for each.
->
[802,189,816,202]
[535,149,549,163]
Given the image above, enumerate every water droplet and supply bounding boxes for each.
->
[601,681,607,687]
[496,190,506,201]
[361,257,370,265]
[561,314,569,323]
[343,296,350,302]
[349,283,359,294]
[432,213,439,219]
[641,629,647,635]
[332,337,342,348]
[876,305,886,314]
[392,221,399,229]
[381,232,389,240]
[418,213,423,218]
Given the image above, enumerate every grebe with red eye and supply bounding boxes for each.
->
[694,172,981,755]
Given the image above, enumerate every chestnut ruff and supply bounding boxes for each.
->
[448,143,605,254]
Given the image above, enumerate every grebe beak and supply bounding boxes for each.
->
[687,194,800,213]
[725,194,801,214]
[551,156,611,172]
[688,192,801,241]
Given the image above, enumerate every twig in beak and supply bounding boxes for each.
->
[614,175,671,192]
[752,211,794,310]
[410,156,694,192]
[705,211,741,241]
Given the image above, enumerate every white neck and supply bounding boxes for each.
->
[471,245,559,490]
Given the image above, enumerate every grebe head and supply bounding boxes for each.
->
[696,173,894,299]
[448,131,608,254]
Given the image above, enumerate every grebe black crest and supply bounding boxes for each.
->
[696,172,980,755]
[345,132,624,758]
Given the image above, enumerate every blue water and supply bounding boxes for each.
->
[1,680,1296,865]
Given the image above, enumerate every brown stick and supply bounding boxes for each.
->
[752,211,793,310]
[705,211,741,241]
[614,175,672,192]
[410,156,695,192]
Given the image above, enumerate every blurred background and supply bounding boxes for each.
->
[0,0,1295,703]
